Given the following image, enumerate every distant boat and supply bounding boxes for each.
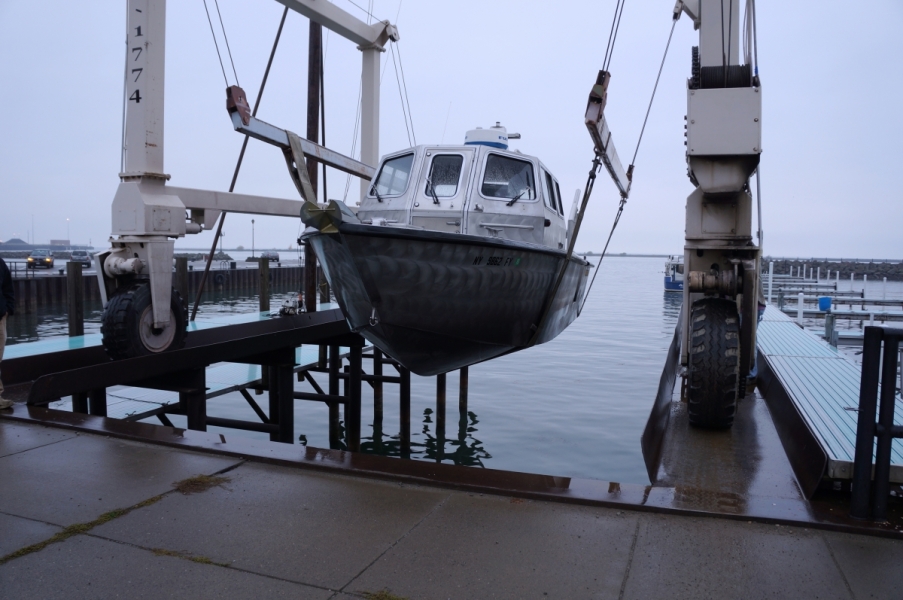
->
[302,124,592,376]
[664,255,684,292]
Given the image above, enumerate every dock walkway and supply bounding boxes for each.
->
[2,418,902,599]
[757,305,903,495]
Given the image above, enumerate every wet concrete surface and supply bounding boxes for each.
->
[351,492,637,599]
[0,421,75,458]
[0,421,240,526]
[93,462,449,590]
[0,512,61,558]
[654,390,808,509]
[2,418,903,598]
[0,535,332,600]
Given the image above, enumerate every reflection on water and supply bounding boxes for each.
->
[355,408,491,467]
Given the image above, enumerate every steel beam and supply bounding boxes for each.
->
[229,113,375,180]
[274,0,398,48]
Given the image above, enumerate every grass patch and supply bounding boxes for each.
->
[173,474,231,495]
[152,548,229,567]
[362,590,409,600]
[0,494,164,565]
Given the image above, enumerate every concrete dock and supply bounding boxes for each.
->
[3,413,903,599]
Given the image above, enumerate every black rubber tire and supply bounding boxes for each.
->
[101,282,188,360]
[687,297,740,429]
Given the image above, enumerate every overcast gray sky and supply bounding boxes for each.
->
[1,0,900,258]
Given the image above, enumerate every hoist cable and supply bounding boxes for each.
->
[579,197,625,314]
[603,0,627,73]
[390,44,413,147]
[213,0,240,86]
[202,0,229,87]
[395,41,417,145]
[630,18,677,166]
[581,14,679,311]
[191,7,288,321]
[601,0,624,71]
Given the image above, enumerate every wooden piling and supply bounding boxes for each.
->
[66,262,84,337]
[328,344,340,449]
[259,261,270,313]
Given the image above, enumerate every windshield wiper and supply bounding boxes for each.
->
[426,178,440,204]
[507,186,531,206]
[370,184,384,202]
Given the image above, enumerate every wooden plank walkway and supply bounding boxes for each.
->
[757,306,903,494]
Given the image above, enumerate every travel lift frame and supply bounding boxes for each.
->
[588,0,761,428]
[96,0,394,358]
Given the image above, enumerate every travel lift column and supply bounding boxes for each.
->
[676,0,762,429]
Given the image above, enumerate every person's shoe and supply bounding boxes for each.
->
[0,397,14,410]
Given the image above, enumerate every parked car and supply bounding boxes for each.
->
[27,249,55,269]
[70,250,93,268]
[260,251,280,262]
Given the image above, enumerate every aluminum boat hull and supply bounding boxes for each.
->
[304,223,591,376]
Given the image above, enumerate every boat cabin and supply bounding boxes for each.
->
[357,124,572,251]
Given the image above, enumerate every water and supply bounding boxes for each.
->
[9,258,900,483]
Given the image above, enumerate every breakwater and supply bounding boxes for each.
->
[765,258,903,282]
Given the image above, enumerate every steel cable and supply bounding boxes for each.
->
[191,8,289,321]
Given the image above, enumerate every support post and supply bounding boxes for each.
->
[399,365,411,458]
[88,389,107,417]
[872,335,900,520]
[268,361,295,444]
[767,261,774,304]
[359,46,381,199]
[436,372,446,441]
[459,366,469,415]
[851,327,883,519]
[174,256,189,301]
[328,344,340,448]
[67,261,88,413]
[348,344,362,452]
[181,369,207,432]
[797,292,804,325]
[259,259,270,313]
[373,348,383,422]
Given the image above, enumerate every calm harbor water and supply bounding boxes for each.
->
[7,256,901,484]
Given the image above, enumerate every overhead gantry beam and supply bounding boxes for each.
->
[274,0,398,48]
[273,0,399,198]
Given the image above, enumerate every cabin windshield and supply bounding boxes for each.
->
[372,153,414,196]
[425,155,464,197]
[481,155,536,200]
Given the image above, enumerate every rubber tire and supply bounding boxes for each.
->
[101,282,188,360]
[687,297,740,429]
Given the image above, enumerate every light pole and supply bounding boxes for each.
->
[251,219,255,258]
[66,218,70,250]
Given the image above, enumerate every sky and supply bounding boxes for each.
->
[0,0,900,258]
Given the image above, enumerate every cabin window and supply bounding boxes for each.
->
[554,180,564,215]
[372,153,414,197]
[676,264,684,274]
[542,170,556,211]
[425,155,464,197]
[481,155,536,201]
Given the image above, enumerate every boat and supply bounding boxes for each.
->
[301,124,592,376]
[664,255,684,292]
